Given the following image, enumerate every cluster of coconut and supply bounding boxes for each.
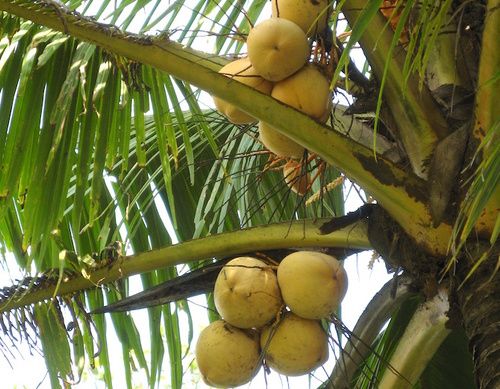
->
[212,0,331,194]
[195,251,348,387]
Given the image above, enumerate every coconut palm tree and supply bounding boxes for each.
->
[0,0,497,388]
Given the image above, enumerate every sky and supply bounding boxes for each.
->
[0,1,393,388]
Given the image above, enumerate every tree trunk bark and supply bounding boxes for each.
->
[455,243,500,389]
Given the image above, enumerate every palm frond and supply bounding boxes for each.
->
[0,16,226,268]
[419,329,476,389]
[1,0,452,257]
[0,19,235,382]
[0,0,492,387]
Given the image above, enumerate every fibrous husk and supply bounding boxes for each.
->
[259,121,305,159]
[212,57,273,124]
[214,257,283,329]
[283,160,309,195]
[260,312,329,376]
[277,250,348,319]
[272,0,329,37]
[271,64,331,121]
[247,18,309,82]
[258,66,331,158]
[196,320,261,387]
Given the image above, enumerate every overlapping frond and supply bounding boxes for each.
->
[0,0,495,387]
[0,5,348,384]
[0,13,233,384]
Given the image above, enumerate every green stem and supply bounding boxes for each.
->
[0,0,453,255]
[0,218,370,312]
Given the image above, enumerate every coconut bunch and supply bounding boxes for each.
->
[195,251,348,387]
[212,0,332,162]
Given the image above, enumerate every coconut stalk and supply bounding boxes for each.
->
[377,287,451,388]
[0,218,370,313]
[0,0,454,257]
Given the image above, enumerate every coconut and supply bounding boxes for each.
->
[247,18,309,82]
[214,257,283,329]
[196,320,261,387]
[212,57,273,124]
[260,312,329,376]
[259,121,305,159]
[258,66,331,158]
[320,97,332,123]
[272,0,329,37]
[283,160,309,195]
[271,64,331,122]
[277,251,348,319]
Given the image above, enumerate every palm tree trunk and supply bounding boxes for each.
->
[455,243,500,389]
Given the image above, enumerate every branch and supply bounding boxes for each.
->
[0,218,370,312]
[90,247,365,314]
[0,0,455,255]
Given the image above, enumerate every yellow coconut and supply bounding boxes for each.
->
[260,312,329,376]
[277,251,348,319]
[259,121,305,159]
[283,160,309,195]
[247,18,309,82]
[214,257,283,329]
[272,0,329,37]
[212,57,273,124]
[271,64,331,122]
[196,320,261,387]
[320,97,332,123]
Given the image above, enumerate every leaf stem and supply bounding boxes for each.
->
[0,218,370,312]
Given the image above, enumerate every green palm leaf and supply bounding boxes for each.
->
[0,0,496,387]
